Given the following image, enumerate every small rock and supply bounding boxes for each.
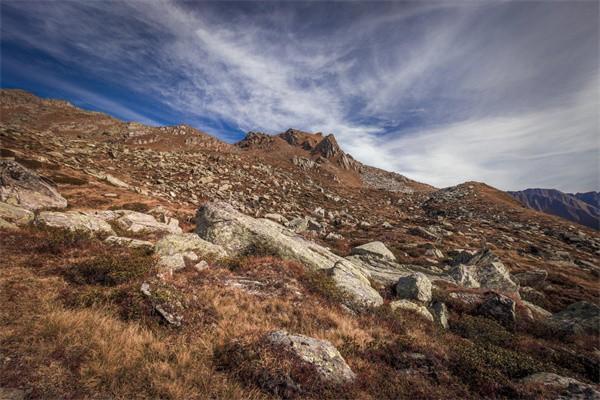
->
[390,299,434,322]
[430,301,449,329]
[477,293,516,326]
[351,241,396,261]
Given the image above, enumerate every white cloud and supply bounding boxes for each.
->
[2,0,598,191]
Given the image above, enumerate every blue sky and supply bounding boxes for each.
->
[1,1,598,192]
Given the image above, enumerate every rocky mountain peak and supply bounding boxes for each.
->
[312,134,341,159]
[237,131,273,149]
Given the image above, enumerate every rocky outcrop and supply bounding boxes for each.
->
[450,248,519,293]
[265,330,356,384]
[521,372,600,400]
[196,201,383,307]
[546,301,600,336]
[36,211,115,236]
[114,211,182,235]
[0,160,67,210]
[395,273,432,303]
[0,202,34,225]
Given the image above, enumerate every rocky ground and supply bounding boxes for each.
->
[0,89,599,400]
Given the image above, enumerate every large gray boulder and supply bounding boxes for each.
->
[350,241,396,261]
[36,211,115,236]
[0,202,34,225]
[395,272,432,303]
[546,301,600,336]
[521,372,600,400]
[450,248,519,293]
[196,201,383,308]
[265,330,356,384]
[0,160,67,210]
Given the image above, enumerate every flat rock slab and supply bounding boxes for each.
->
[0,202,34,225]
[351,241,396,261]
[0,160,67,210]
[36,211,115,236]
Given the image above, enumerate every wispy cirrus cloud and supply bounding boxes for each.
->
[1,0,598,192]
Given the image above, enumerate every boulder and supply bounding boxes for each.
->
[36,211,115,236]
[519,286,546,305]
[390,299,434,322]
[265,330,356,384]
[522,300,552,320]
[196,201,383,308]
[287,217,309,233]
[476,293,516,326]
[104,236,154,251]
[449,248,519,293]
[513,269,548,289]
[395,273,432,303]
[350,241,396,261]
[0,218,18,230]
[115,211,182,235]
[0,202,34,225]
[155,233,227,259]
[521,372,600,400]
[546,301,600,336]
[430,301,449,329]
[329,260,384,308]
[0,160,67,210]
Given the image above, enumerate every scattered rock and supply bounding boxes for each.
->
[521,372,600,400]
[350,241,396,261]
[476,293,516,326]
[430,301,449,329]
[395,273,432,303]
[265,330,356,384]
[449,248,519,293]
[0,160,67,210]
[390,299,434,322]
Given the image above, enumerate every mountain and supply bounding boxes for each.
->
[1,89,599,400]
[508,188,599,229]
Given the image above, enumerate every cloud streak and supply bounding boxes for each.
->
[1,0,598,192]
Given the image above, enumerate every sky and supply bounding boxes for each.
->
[1,1,598,192]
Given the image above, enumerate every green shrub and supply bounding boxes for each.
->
[451,314,514,347]
[66,251,153,286]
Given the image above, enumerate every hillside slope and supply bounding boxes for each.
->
[1,89,598,400]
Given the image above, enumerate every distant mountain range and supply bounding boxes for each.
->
[508,188,599,229]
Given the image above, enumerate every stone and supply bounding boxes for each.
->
[395,273,432,303]
[390,299,434,322]
[430,301,449,329]
[115,211,182,235]
[287,217,309,233]
[193,260,209,272]
[0,218,18,230]
[155,233,227,259]
[519,286,546,305]
[104,235,154,251]
[350,241,396,261]
[156,254,186,271]
[477,293,516,326]
[521,372,600,400]
[546,301,600,336]
[0,160,67,210]
[36,211,115,236]
[265,330,356,384]
[325,232,343,240]
[425,247,444,259]
[409,226,439,241]
[104,174,129,188]
[0,202,34,225]
[512,269,548,289]
[329,260,384,308]
[196,202,382,308]
[522,300,552,320]
[449,248,519,293]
